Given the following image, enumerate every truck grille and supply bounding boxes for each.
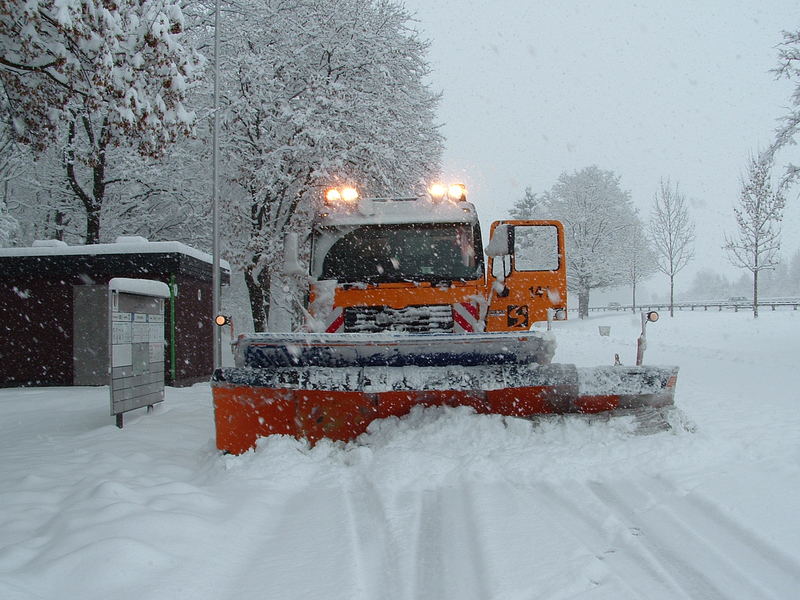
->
[344,304,453,333]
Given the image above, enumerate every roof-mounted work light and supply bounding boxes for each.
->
[448,183,467,201]
[341,187,359,202]
[428,182,467,202]
[324,186,359,205]
[428,183,447,200]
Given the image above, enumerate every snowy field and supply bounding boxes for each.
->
[1,310,799,599]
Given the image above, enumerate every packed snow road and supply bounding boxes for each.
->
[1,312,799,599]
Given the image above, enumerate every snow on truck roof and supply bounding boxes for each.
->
[317,197,479,227]
[0,236,231,270]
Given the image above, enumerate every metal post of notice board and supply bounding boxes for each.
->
[108,278,170,428]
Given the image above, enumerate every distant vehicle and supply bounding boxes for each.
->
[607,302,621,308]
[728,296,748,303]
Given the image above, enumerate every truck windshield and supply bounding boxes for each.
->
[316,223,483,283]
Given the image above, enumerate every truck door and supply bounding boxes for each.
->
[485,220,567,331]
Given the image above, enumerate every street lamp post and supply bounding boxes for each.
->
[212,0,222,370]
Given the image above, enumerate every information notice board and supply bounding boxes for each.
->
[108,279,169,427]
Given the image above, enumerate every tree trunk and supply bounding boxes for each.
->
[54,210,66,241]
[632,279,637,312]
[245,265,271,331]
[753,270,759,318]
[669,274,675,317]
[578,287,590,319]
[86,128,107,244]
[85,201,101,244]
[64,115,107,245]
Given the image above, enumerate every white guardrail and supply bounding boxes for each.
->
[589,297,800,312]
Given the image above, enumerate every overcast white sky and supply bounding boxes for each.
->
[402,0,800,290]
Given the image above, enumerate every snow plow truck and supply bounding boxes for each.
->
[212,184,678,454]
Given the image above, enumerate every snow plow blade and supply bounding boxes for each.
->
[231,331,557,368]
[211,333,678,454]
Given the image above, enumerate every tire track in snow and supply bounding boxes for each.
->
[534,481,689,599]
[210,468,799,599]
[648,476,800,598]
[587,478,795,600]
[340,473,406,599]
[211,473,496,600]
[220,475,397,600]
[411,490,445,599]
[410,483,492,600]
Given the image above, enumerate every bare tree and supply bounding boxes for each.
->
[648,178,695,316]
[624,215,657,311]
[724,155,785,318]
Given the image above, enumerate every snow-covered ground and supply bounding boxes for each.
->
[1,311,799,599]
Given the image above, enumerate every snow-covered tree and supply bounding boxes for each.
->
[221,0,443,330]
[1,0,203,154]
[0,174,17,245]
[0,202,15,246]
[0,123,26,185]
[1,0,205,244]
[0,114,25,245]
[6,146,79,242]
[648,178,695,317]
[724,155,785,318]
[102,150,211,245]
[59,110,206,244]
[513,166,639,318]
[509,187,541,219]
[6,130,212,247]
[772,29,800,187]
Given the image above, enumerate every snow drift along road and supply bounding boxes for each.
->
[1,311,799,599]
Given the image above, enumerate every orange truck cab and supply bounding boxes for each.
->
[306,184,567,333]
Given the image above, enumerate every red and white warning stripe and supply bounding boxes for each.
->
[324,306,345,333]
[452,301,482,333]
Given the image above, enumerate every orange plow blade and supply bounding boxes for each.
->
[211,361,678,454]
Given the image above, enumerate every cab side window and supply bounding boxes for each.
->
[513,225,560,271]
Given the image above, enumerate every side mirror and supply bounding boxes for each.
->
[485,224,512,257]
